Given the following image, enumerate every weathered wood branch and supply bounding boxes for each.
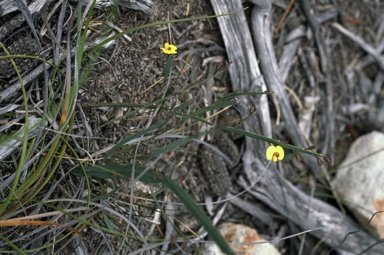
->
[210,0,383,253]
[249,0,327,180]
[332,22,384,71]
[0,0,54,41]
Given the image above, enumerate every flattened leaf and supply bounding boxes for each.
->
[75,163,163,184]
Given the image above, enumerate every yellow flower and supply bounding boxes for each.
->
[160,43,177,54]
[266,145,285,162]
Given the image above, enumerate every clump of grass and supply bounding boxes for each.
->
[0,3,329,254]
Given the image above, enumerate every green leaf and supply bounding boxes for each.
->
[161,177,234,255]
[105,120,167,158]
[75,163,162,184]
[150,133,203,159]
[222,126,324,157]
[191,101,236,117]
[164,55,173,79]
[216,90,271,102]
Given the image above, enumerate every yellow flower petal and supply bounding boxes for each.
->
[266,145,276,161]
[266,145,285,162]
[160,42,177,54]
[276,146,284,160]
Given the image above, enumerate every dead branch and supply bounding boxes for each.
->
[210,0,383,253]
[331,22,384,71]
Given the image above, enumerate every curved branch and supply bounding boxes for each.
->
[211,0,383,253]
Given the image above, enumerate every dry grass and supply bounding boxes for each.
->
[0,0,383,254]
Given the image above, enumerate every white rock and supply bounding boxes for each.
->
[333,131,384,239]
[202,223,280,255]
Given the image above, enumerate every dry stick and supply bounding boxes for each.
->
[249,0,325,181]
[0,0,54,41]
[250,0,370,252]
[278,25,305,80]
[331,22,384,71]
[298,0,327,73]
[211,0,383,254]
[274,0,295,34]
[159,198,174,255]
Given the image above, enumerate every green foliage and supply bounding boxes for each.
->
[0,2,330,254]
